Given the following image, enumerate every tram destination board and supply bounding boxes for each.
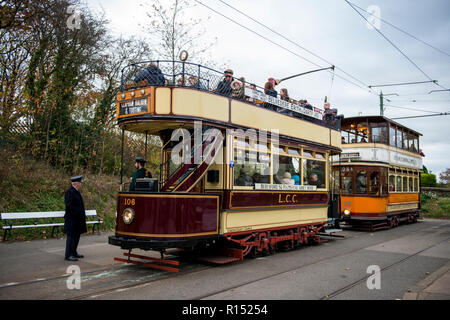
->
[119,98,148,116]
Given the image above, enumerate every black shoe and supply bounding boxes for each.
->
[74,253,84,259]
[65,256,78,261]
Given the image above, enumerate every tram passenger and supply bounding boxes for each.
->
[323,102,335,126]
[188,76,206,90]
[280,88,290,102]
[263,82,278,111]
[231,78,245,101]
[235,167,253,186]
[129,157,152,192]
[214,69,234,96]
[64,175,87,262]
[292,173,300,185]
[177,77,186,86]
[134,63,165,86]
[281,172,295,185]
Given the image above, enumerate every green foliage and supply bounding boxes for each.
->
[421,173,437,187]
[421,192,450,219]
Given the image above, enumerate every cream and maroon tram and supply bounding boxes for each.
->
[108,60,342,263]
[332,116,422,231]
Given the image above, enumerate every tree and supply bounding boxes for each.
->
[140,0,216,66]
[439,168,450,187]
[421,173,437,187]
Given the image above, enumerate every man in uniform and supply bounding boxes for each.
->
[129,157,152,191]
[64,175,87,261]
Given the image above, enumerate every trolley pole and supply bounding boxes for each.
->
[380,91,384,116]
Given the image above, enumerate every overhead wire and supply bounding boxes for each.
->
[345,0,449,92]
[346,1,450,59]
[194,0,376,96]
[216,0,371,89]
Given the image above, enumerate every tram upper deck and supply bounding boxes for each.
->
[335,116,423,170]
[116,60,342,152]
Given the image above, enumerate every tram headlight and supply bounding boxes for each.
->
[122,208,135,225]
[344,209,351,216]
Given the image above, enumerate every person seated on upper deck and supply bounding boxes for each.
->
[177,77,186,86]
[263,81,278,111]
[235,167,254,186]
[281,172,295,185]
[278,88,293,117]
[280,88,290,102]
[129,157,152,192]
[342,136,346,144]
[214,69,234,96]
[231,77,245,101]
[323,102,335,125]
[188,75,206,90]
[133,63,165,86]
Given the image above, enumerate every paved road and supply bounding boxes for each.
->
[0,219,449,300]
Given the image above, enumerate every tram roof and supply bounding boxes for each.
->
[342,116,422,136]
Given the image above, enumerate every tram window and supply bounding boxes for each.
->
[341,132,349,144]
[272,146,285,153]
[403,132,409,150]
[396,129,403,149]
[396,176,402,192]
[409,177,414,192]
[234,149,270,187]
[371,127,387,144]
[288,148,300,156]
[369,171,380,195]
[235,139,251,148]
[275,155,300,185]
[349,132,356,144]
[315,153,325,159]
[390,127,396,147]
[357,134,367,143]
[414,178,418,192]
[303,159,326,188]
[413,137,419,153]
[355,171,368,195]
[389,175,396,192]
[402,176,408,192]
[332,169,340,193]
[381,169,389,195]
[303,150,313,158]
[255,143,269,152]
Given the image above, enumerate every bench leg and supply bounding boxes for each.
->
[3,229,11,242]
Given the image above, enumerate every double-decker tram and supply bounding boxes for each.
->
[108,59,342,267]
[332,116,423,231]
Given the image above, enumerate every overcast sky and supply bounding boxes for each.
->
[86,0,450,178]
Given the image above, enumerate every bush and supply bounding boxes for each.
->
[421,173,437,187]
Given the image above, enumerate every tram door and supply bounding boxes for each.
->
[328,168,341,228]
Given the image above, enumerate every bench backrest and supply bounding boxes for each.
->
[1,210,97,220]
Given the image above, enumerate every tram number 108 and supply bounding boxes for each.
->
[123,198,135,206]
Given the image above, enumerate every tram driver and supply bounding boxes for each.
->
[129,157,152,192]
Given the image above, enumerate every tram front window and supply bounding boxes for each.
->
[341,167,353,194]
[303,159,326,188]
[403,176,408,192]
[355,170,367,194]
[396,176,402,192]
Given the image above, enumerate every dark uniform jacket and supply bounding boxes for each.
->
[63,186,87,235]
[129,168,152,191]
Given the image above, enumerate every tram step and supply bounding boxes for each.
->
[196,255,241,265]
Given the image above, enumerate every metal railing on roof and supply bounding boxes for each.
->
[120,60,342,130]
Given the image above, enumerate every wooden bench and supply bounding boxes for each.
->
[1,210,102,241]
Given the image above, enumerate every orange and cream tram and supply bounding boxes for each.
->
[332,116,422,231]
[108,60,342,265]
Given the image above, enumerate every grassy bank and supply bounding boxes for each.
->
[421,192,450,219]
[0,148,119,241]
